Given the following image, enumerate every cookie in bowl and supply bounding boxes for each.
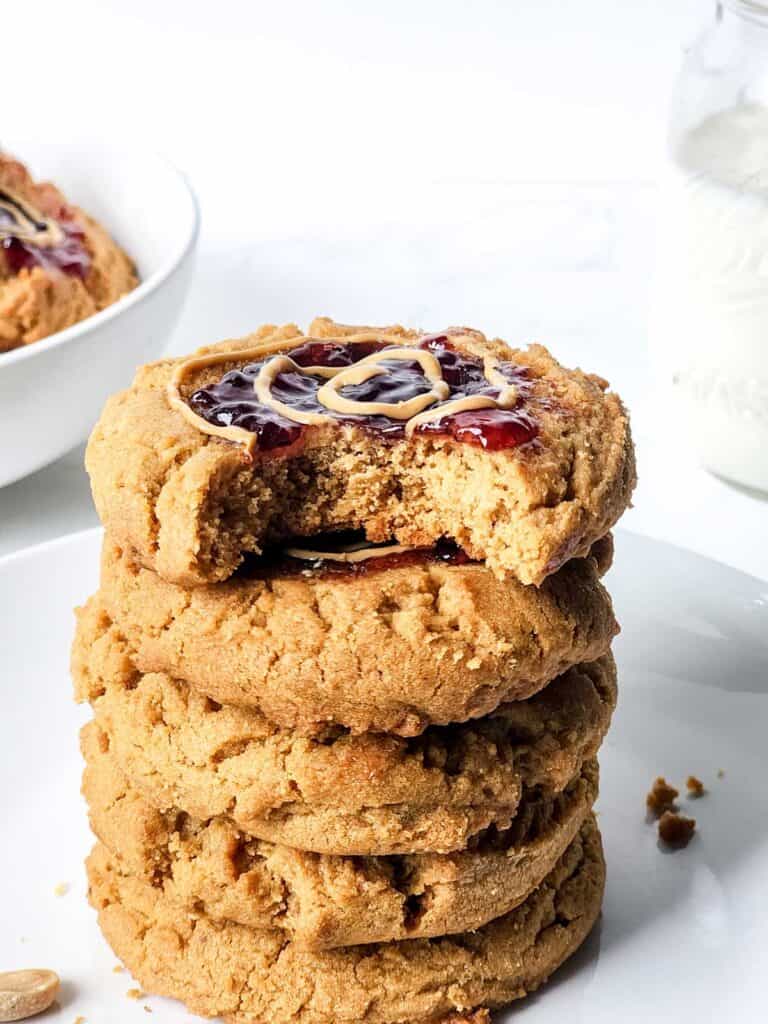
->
[0,152,138,351]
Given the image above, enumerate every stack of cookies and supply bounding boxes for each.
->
[72,318,635,1024]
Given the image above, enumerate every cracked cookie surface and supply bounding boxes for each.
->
[98,534,617,735]
[0,153,137,351]
[72,597,616,855]
[87,816,605,1024]
[82,718,598,948]
[85,318,635,588]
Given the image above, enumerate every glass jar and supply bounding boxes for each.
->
[650,0,768,493]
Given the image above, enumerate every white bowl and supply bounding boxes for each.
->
[0,139,199,487]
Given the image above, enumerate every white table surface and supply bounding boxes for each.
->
[2,0,766,579]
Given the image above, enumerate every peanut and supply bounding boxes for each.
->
[0,970,60,1022]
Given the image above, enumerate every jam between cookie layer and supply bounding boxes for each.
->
[237,531,473,580]
[237,531,614,582]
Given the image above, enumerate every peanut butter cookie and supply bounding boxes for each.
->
[86,816,605,1024]
[97,533,617,735]
[83,718,598,949]
[0,153,137,351]
[85,318,635,588]
[73,597,616,855]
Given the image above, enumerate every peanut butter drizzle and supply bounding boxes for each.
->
[167,332,521,456]
[0,185,64,247]
[283,540,413,563]
[316,347,450,419]
[254,354,340,425]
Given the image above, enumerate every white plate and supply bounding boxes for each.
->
[0,529,766,1023]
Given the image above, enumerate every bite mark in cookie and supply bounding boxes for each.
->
[86,318,635,587]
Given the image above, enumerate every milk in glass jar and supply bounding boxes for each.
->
[651,1,768,492]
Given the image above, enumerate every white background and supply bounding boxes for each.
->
[2,0,766,577]
[2,9,768,1023]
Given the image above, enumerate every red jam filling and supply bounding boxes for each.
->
[238,533,474,581]
[0,192,90,279]
[189,334,538,453]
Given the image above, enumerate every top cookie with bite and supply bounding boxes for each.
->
[86,317,635,587]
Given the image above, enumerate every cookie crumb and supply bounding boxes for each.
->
[658,810,696,848]
[717,769,725,779]
[126,988,145,1000]
[646,776,679,817]
[74,1016,86,1024]
[54,882,70,897]
[143,1008,153,1014]
[112,965,125,974]
[686,775,705,798]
